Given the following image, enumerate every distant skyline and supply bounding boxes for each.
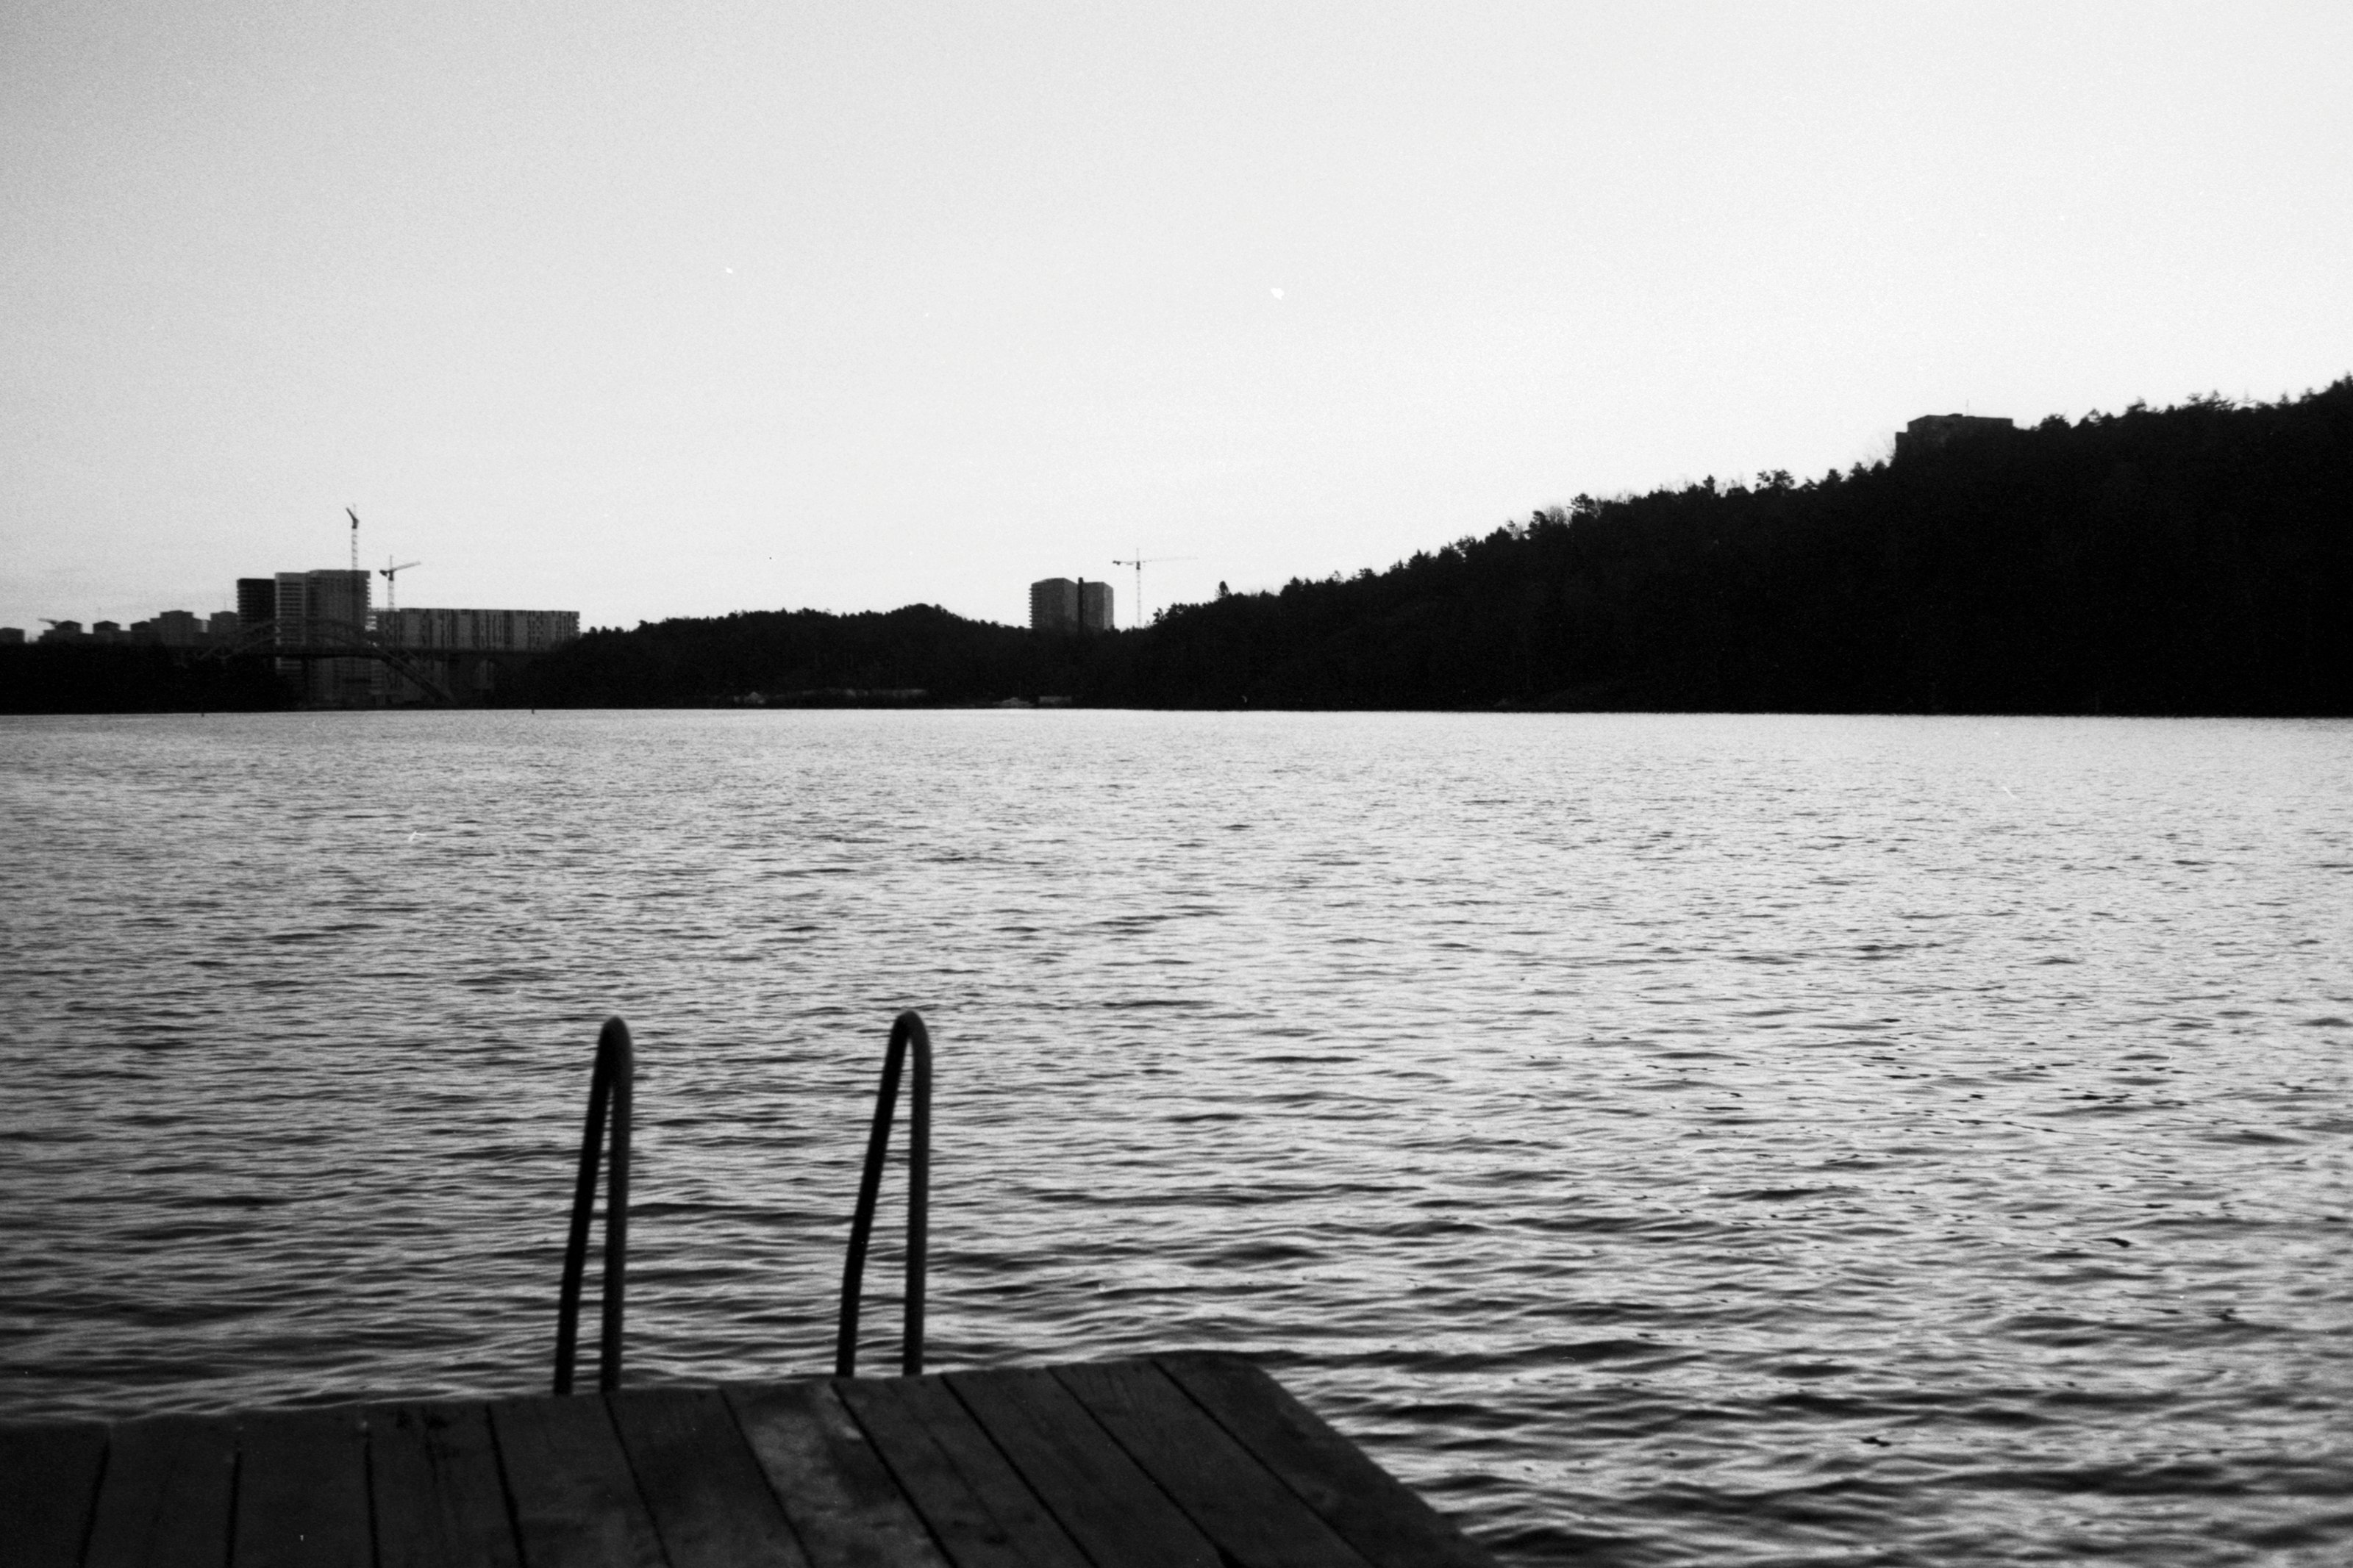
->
[5,1,2349,634]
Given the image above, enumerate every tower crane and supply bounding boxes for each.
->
[380,559,423,622]
[1110,555,1195,630]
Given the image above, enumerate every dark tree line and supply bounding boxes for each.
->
[0,647,288,713]
[515,604,1098,707]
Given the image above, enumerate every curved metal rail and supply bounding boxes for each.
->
[836,1010,931,1377]
[553,1016,633,1394]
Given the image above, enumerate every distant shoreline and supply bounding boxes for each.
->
[10,384,2348,719]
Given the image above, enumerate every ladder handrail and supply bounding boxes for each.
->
[553,1016,632,1395]
[836,1010,930,1377]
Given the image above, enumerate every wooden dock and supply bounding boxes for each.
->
[2,1352,1499,1568]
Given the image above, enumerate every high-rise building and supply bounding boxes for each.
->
[271,570,370,640]
[1031,578,1079,632]
[207,610,241,642]
[272,573,307,645]
[1080,579,1113,631]
[1030,576,1114,632]
[274,569,372,704]
[304,570,370,640]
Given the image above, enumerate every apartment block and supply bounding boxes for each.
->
[1030,577,1113,632]
[374,607,581,651]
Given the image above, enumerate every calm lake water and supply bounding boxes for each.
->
[3,710,2349,1565]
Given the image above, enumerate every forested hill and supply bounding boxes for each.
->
[524,382,2352,715]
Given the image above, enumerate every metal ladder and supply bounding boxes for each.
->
[549,1009,932,1393]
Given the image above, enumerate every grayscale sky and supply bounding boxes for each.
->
[4,1,2348,634]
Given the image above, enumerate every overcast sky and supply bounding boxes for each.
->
[4,1,2348,634]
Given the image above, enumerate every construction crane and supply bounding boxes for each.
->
[380,559,422,618]
[1110,555,1195,630]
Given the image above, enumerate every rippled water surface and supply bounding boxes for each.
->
[3,711,2349,1564]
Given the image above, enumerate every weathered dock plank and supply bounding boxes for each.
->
[490,1392,665,1568]
[947,1368,1221,1568]
[607,1387,808,1568]
[84,1414,235,1568]
[833,1372,1088,1568]
[2,1355,1501,1568]
[365,1403,516,1568]
[726,1380,945,1568]
[1057,1359,1369,1568]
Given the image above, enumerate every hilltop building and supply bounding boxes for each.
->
[1029,576,1115,633]
[1895,413,2015,461]
[1031,578,1076,631]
